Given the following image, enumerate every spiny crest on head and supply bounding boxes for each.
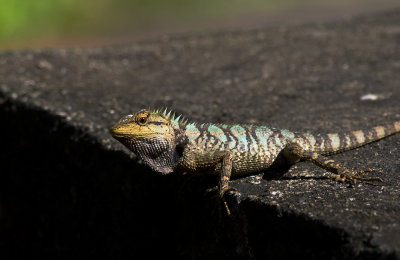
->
[152,108,189,127]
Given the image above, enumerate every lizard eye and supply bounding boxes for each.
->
[137,116,148,125]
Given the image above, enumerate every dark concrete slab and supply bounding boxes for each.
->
[1,8,400,259]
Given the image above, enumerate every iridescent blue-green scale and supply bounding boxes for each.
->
[183,122,295,176]
[185,123,201,142]
[207,124,228,150]
[229,124,249,152]
[226,125,290,175]
[219,124,237,150]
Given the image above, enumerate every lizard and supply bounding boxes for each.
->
[110,108,400,214]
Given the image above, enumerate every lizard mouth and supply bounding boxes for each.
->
[109,123,152,140]
[109,124,133,138]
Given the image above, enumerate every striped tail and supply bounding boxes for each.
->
[301,121,400,155]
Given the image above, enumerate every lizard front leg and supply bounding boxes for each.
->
[218,152,234,215]
[283,143,383,184]
[201,151,235,215]
[186,151,235,215]
[219,152,233,197]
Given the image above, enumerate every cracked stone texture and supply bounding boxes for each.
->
[1,8,400,260]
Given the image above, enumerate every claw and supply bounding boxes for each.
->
[329,168,383,184]
[207,186,236,216]
[223,201,231,216]
[220,187,238,216]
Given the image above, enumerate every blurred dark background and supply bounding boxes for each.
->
[2,0,400,51]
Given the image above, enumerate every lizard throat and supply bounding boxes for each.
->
[124,137,180,174]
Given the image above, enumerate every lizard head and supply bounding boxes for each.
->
[110,109,183,174]
[110,109,175,141]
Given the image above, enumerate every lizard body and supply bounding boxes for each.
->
[110,108,400,213]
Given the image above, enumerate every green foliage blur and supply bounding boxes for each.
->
[1,0,303,50]
[8,0,394,50]
[2,0,397,50]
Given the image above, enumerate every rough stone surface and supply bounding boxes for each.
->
[1,8,400,259]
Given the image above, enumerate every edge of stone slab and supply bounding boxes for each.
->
[1,91,399,259]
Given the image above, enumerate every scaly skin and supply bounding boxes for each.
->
[110,108,400,214]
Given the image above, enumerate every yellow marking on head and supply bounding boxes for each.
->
[352,130,366,144]
[110,109,174,140]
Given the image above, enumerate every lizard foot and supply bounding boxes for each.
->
[329,168,383,185]
[220,187,239,216]
[207,186,239,216]
[206,186,232,217]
